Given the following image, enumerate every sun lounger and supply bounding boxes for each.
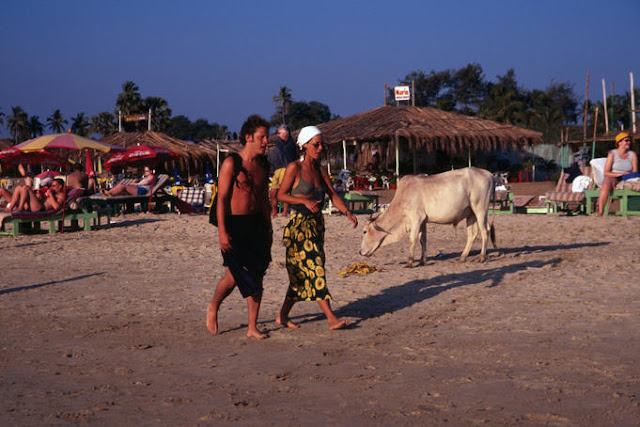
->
[0,188,110,236]
[88,174,170,214]
[177,187,205,212]
[544,166,593,214]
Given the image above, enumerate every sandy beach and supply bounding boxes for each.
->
[1,208,639,425]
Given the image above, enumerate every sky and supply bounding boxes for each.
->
[1,0,639,136]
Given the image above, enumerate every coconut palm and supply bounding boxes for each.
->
[7,106,29,144]
[27,115,45,138]
[90,111,118,138]
[71,113,90,136]
[145,96,172,132]
[272,86,293,125]
[115,81,143,116]
[47,109,68,133]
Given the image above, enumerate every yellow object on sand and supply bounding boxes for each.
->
[338,262,384,277]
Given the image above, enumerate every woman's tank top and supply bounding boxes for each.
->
[611,149,635,174]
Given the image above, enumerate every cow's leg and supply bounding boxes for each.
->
[405,221,421,268]
[475,209,489,262]
[418,220,427,265]
[460,216,478,262]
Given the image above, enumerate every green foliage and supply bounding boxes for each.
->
[272,86,293,125]
[90,111,117,138]
[269,87,336,130]
[7,106,29,143]
[71,113,90,136]
[395,64,580,143]
[27,115,44,138]
[47,109,68,133]
[166,115,229,141]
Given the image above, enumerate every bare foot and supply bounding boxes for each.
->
[329,319,347,330]
[271,211,278,218]
[280,212,288,217]
[276,316,299,329]
[206,303,218,334]
[246,329,268,339]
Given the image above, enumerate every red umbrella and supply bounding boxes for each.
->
[0,147,66,167]
[103,145,179,171]
[85,149,96,177]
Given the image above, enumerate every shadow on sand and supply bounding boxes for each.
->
[0,272,106,295]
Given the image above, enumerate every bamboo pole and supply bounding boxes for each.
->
[630,72,636,134]
[342,140,347,170]
[611,82,614,131]
[583,70,590,140]
[412,79,415,107]
[592,106,599,158]
[384,83,387,106]
[602,78,609,134]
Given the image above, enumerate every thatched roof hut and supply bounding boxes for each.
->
[100,131,218,172]
[299,105,543,173]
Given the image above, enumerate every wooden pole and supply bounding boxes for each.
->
[342,140,347,170]
[611,82,614,131]
[592,106,599,158]
[395,132,400,176]
[630,72,636,134]
[411,79,415,107]
[384,83,387,106]
[602,78,609,134]
[583,70,590,140]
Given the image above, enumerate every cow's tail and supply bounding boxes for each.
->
[489,181,498,249]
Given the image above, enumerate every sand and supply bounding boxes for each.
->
[1,210,639,425]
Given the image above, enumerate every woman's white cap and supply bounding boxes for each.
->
[296,126,322,148]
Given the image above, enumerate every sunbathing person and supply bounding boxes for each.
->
[102,167,155,196]
[3,178,65,213]
[1,177,35,209]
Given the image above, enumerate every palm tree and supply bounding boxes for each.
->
[71,113,90,136]
[27,115,44,138]
[145,96,172,132]
[90,111,117,137]
[47,109,68,133]
[116,81,143,116]
[7,106,29,144]
[272,86,293,125]
[0,107,5,132]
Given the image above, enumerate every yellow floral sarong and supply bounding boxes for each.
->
[283,211,330,301]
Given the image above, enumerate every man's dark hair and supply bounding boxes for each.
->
[239,114,269,146]
[53,178,65,188]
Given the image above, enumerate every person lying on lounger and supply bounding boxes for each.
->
[102,167,155,196]
[2,178,65,213]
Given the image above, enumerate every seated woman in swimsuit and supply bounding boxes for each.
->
[102,167,155,196]
[597,132,638,215]
[2,178,65,213]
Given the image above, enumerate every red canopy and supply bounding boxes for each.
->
[104,145,178,171]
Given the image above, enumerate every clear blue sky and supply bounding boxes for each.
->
[1,0,639,135]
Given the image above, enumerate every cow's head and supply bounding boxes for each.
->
[359,218,390,257]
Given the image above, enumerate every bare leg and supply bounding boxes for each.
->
[206,268,235,335]
[270,188,279,217]
[0,188,14,210]
[246,292,267,339]
[276,298,299,328]
[22,187,44,212]
[281,202,290,217]
[317,299,347,330]
[597,181,613,216]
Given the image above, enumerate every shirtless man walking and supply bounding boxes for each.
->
[207,115,273,339]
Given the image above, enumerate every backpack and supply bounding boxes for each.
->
[209,153,243,227]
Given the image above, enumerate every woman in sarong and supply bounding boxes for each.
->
[275,126,358,330]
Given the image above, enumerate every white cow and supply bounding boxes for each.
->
[360,167,497,267]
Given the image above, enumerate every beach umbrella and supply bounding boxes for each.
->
[204,162,214,184]
[173,164,182,186]
[104,144,178,171]
[14,133,123,153]
[85,150,96,177]
[0,147,66,167]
